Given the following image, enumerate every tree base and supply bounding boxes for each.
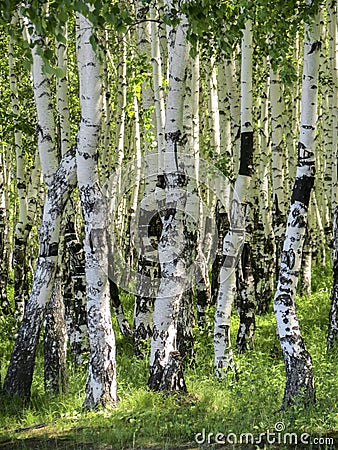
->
[148,350,187,392]
[282,350,315,409]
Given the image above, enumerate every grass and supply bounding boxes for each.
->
[1,264,338,449]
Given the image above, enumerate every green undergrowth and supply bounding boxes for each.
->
[1,264,338,449]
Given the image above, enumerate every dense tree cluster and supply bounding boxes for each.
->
[0,0,336,411]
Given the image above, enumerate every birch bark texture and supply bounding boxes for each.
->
[76,13,117,409]
[213,19,254,376]
[273,2,321,408]
[9,17,26,317]
[148,1,190,391]
[3,148,77,399]
[327,0,338,351]
[4,17,77,397]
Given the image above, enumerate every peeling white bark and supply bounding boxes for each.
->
[148,3,189,391]
[4,148,77,399]
[274,3,321,408]
[76,13,117,409]
[214,19,254,376]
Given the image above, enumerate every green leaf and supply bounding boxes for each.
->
[42,62,56,76]
[44,48,54,61]
[55,67,65,78]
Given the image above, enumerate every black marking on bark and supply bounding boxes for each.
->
[239,131,254,177]
[221,255,236,268]
[35,123,43,137]
[281,249,296,270]
[275,293,293,308]
[48,242,59,257]
[298,142,314,165]
[308,41,321,54]
[165,207,176,221]
[279,273,293,288]
[291,176,314,207]
[165,130,182,144]
[156,174,166,189]
[148,350,187,392]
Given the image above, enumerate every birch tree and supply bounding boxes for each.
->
[214,18,254,375]
[327,0,338,350]
[76,13,117,409]
[148,1,190,391]
[4,147,77,399]
[273,0,321,408]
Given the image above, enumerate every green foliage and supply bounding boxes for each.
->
[182,0,243,59]
[182,0,322,85]
[0,265,338,449]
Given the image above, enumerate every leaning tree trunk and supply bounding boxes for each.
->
[3,148,77,399]
[273,1,320,408]
[76,13,117,409]
[148,2,190,392]
[13,150,42,319]
[3,15,74,398]
[214,19,254,376]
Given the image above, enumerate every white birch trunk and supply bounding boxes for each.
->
[9,17,28,317]
[56,24,71,156]
[4,148,77,399]
[148,4,189,391]
[224,54,241,173]
[208,57,220,155]
[64,215,88,363]
[133,6,159,354]
[100,30,113,184]
[76,13,117,409]
[214,20,254,376]
[0,149,9,314]
[150,4,166,163]
[257,61,275,314]
[270,68,287,275]
[190,52,212,325]
[327,0,338,350]
[273,3,320,407]
[31,27,59,188]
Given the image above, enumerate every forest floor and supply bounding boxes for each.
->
[1,264,338,450]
